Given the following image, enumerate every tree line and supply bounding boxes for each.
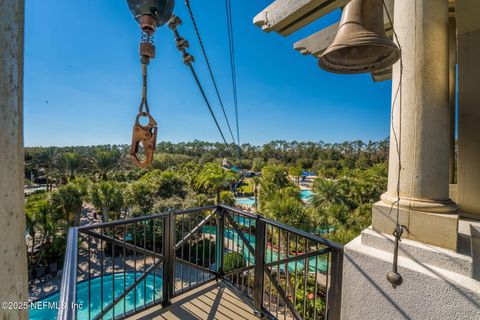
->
[24,139,388,277]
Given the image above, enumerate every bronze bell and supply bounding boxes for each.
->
[318,0,400,74]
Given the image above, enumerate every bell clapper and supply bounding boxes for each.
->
[387,224,408,288]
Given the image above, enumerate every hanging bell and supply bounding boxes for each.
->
[318,0,400,74]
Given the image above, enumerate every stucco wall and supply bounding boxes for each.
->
[341,236,480,320]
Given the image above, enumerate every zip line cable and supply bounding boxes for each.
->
[225,0,241,157]
[168,16,230,147]
[185,0,237,146]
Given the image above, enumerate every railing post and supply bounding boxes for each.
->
[57,228,78,320]
[162,211,175,307]
[327,250,343,320]
[216,207,225,276]
[253,215,266,316]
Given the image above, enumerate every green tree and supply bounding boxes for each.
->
[252,157,266,172]
[261,164,290,188]
[263,191,315,231]
[55,152,83,182]
[252,176,260,208]
[289,165,303,185]
[26,195,56,268]
[125,180,156,216]
[196,163,235,204]
[311,178,344,208]
[258,164,292,209]
[89,181,125,222]
[142,170,187,199]
[327,204,357,232]
[51,184,84,227]
[90,150,121,180]
[219,191,236,206]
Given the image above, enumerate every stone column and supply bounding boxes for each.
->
[0,1,28,319]
[448,14,457,185]
[372,0,458,250]
[457,27,480,220]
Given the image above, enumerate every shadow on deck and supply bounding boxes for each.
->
[132,281,259,320]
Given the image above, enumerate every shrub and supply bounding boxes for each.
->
[223,252,245,273]
[220,191,236,206]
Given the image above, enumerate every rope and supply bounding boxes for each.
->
[382,0,403,233]
[185,0,237,146]
[382,0,405,288]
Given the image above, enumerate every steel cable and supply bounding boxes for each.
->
[185,0,237,146]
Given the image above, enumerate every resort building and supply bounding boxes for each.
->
[0,0,479,319]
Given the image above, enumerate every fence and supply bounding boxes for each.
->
[58,205,343,320]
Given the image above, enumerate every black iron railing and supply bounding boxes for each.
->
[58,205,343,320]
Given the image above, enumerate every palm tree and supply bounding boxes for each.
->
[252,176,260,208]
[261,164,290,188]
[311,178,344,208]
[289,166,303,185]
[25,211,36,266]
[89,181,125,222]
[51,184,84,227]
[196,163,235,204]
[327,204,357,232]
[90,150,121,180]
[55,152,83,183]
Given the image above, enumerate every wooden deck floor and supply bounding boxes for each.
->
[131,281,259,320]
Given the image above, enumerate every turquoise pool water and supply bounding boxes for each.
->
[235,190,313,207]
[300,189,313,201]
[30,272,162,320]
[235,196,255,206]
[200,225,327,273]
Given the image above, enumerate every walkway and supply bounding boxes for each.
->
[131,281,259,320]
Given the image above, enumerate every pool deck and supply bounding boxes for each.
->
[130,281,261,320]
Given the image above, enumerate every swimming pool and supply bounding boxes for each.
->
[200,225,327,273]
[30,272,162,320]
[235,190,313,207]
[235,196,256,206]
[300,189,313,201]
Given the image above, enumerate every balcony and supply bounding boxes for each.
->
[57,205,343,320]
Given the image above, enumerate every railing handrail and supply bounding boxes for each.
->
[58,204,343,320]
[77,205,218,231]
[77,204,342,252]
[57,227,78,320]
[219,204,344,252]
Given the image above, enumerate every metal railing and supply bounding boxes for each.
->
[58,205,343,320]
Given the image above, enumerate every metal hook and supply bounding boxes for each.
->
[129,112,158,168]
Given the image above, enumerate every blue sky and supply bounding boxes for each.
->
[24,0,392,147]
